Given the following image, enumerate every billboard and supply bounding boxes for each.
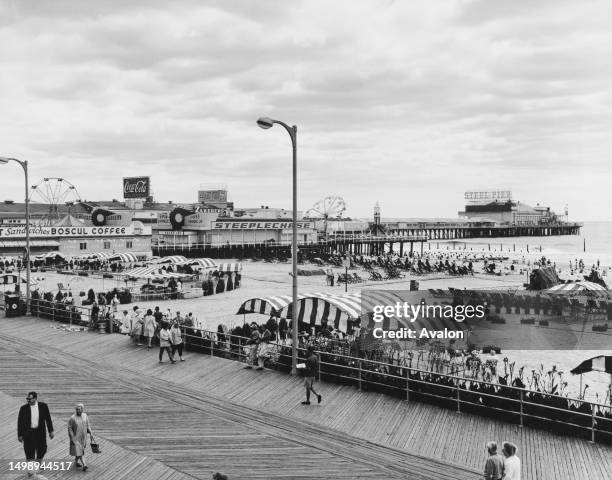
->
[123,176,151,199]
[198,189,227,203]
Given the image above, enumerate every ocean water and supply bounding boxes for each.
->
[426,221,612,268]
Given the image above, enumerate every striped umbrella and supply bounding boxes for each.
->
[154,255,189,265]
[190,258,218,269]
[546,281,609,296]
[119,266,159,279]
[237,291,469,333]
[109,252,139,263]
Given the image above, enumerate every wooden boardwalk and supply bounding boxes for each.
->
[2,317,611,479]
[0,317,478,480]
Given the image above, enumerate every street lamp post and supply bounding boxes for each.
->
[0,157,31,312]
[256,117,299,375]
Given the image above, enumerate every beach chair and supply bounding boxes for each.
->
[351,273,364,283]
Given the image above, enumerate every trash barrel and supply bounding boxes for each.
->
[5,295,22,317]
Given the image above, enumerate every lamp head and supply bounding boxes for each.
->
[0,157,11,164]
[256,117,274,129]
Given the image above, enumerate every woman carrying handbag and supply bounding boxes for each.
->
[67,403,94,471]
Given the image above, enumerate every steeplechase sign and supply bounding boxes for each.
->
[212,221,313,230]
[0,225,146,238]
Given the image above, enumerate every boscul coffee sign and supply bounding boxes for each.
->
[123,176,150,198]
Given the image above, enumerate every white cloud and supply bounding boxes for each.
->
[0,0,610,220]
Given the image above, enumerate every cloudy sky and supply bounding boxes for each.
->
[0,0,610,221]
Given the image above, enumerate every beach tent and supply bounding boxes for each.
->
[571,356,612,375]
[109,252,139,263]
[119,266,192,280]
[546,281,609,297]
[119,266,159,279]
[154,255,190,265]
[34,252,66,261]
[0,274,38,286]
[189,258,218,269]
[529,266,561,290]
[237,291,469,333]
[217,262,242,272]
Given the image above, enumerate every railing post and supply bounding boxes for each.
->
[52,301,55,322]
[591,404,596,443]
[210,330,214,356]
[519,390,524,428]
[456,380,461,413]
[405,368,410,401]
[317,353,321,381]
[358,359,362,391]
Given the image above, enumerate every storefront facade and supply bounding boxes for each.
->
[0,223,152,257]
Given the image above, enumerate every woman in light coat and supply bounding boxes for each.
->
[143,309,157,349]
[68,403,93,471]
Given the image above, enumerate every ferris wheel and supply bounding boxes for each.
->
[29,177,82,225]
[305,196,346,234]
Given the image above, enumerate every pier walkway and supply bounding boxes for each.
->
[1,316,611,479]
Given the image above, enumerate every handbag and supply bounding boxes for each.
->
[90,434,101,454]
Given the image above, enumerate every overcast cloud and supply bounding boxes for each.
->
[0,0,610,220]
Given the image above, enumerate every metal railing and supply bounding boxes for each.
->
[14,308,612,444]
[179,327,612,444]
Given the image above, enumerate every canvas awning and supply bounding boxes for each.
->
[571,356,612,375]
[120,266,192,280]
[0,241,60,247]
[217,262,242,272]
[109,252,139,263]
[0,274,38,285]
[237,291,468,333]
[546,281,608,296]
[154,255,190,265]
[189,258,217,269]
[34,252,66,260]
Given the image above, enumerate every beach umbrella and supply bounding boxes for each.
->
[545,281,609,297]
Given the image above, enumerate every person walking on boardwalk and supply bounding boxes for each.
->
[244,323,261,369]
[301,346,322,405]
[17,391,55,478]
[170,322,185,362]
[68,403,94,472]
[143,308,157,349]
[159,322,175,363]
[502,442,520,480]
[483,441,504,480]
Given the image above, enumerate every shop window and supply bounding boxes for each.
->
[103,241,111,249]
[126,240,133,249]
[79,242,87,250]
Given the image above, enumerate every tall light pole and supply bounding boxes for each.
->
[0,157,31,312]
[256,117,299,375]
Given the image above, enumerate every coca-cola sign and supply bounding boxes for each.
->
[123,176,150,198]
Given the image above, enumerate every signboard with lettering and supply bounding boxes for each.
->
[464,190,512,205]
[198,190,227,203]
[0,225,150,238]
[212,221,313,230]
[123,176,151,199]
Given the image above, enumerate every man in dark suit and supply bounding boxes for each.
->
[17,391,55,475]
